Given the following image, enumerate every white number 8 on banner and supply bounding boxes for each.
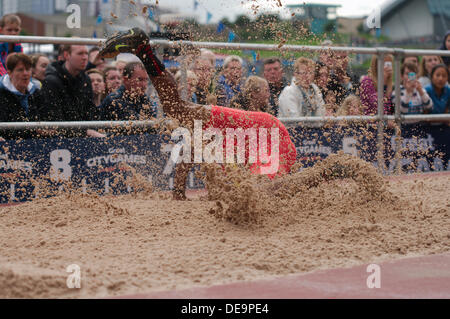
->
[50,149,72,181]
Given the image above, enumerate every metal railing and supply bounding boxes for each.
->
[2,114,450,130]
[2,34,450,56]
[1,35,450,172]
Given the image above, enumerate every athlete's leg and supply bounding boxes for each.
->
[173,162,195,200]
[99,29,212,200]
[98,28,298,199]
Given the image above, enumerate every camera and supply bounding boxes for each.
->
[408,72,416,81]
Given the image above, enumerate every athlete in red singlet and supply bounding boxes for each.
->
[206,105,296,176]
[99,28,297,199]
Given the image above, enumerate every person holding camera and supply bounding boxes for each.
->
[391,62,432,114]
[360,54,394,115]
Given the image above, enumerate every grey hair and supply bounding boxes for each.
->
[223,55,243,69]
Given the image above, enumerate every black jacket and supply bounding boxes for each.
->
[439,30,450,66]
[99,85,158,121]
[0,75,45,140]
[40,61,96,122]
[99,85,158,136]
[268,77,289,117]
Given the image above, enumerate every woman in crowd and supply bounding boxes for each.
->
[336,95,363,116]
[0,53,46,140]
[391,62,432,115]
[229,76,270,112]
[278,57,326,118]
[30,53,49,88]
[425,64,450,114]
[359,54,394,115]
[103,66,122,96]
[418,55,444,87]
[439,30,450,67]
[87,69,105,107]
[335,95,366,130]
[113,59,127,76]
[401,56,419,69]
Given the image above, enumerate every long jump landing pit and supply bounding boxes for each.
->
[0,158,449,299]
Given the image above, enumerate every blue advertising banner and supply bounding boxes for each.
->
[1,134,179,203]
[1,123,449,204]
[287,123,450,173]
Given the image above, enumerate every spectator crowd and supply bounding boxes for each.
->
[0,13,449,141]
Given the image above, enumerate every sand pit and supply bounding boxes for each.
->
[0,155,449,298]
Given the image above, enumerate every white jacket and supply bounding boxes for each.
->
[278,80,326,118]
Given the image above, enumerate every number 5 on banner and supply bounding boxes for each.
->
[50,149,73,181]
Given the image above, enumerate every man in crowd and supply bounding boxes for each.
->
[215,55,245,106]
[40,44,102,137]
[191,55,216,105]
[319,41,357,105]
[262,57,288,116]
[56,45,69,62]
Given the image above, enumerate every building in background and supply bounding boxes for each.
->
[379,0,450,42]
[1,0,55,16]
[17,13,99,37]
[1,0,105,17]
[337,17,365,35]
[0,0,18,16]
[0,0,186,38]
[19,0,55,15]
[286,3,341,34]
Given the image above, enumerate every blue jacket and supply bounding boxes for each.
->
[99,85,158,121]
[214,75,243,107]
[425,84,450,114]
[0,42,23,76]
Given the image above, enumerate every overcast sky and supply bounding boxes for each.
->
[151,0,384,24]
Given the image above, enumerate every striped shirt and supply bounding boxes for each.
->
[391,85,433,114]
